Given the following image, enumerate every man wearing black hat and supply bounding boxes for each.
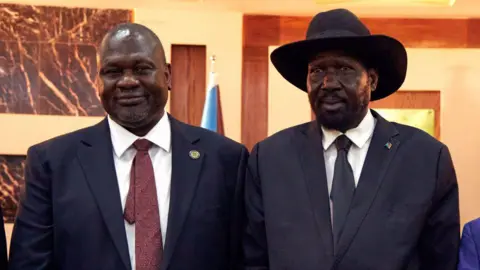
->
[243,8,460,270]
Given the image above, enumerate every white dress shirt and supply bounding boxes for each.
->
[321,110,376,212]
[107,113,172,270]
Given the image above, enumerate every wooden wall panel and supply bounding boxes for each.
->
[241,46,269,150]
[170,44,207,126]
[280,16,473,47]
[246,15,480,48]
[370,91,441,139]
[363,18,471,48]
[467,19,480,47]
[243,15,280,46]
[241,14,480,149]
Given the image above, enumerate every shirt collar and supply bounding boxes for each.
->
[321,109,376,150]
[107,113,171,158]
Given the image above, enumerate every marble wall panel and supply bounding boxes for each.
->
[42,8,133,45]
[0,5,43,42]
[0,4,132,115]
[0,41,40,114]
[37,43,103,115]
[0,155,25,223]
[0,4,133,44]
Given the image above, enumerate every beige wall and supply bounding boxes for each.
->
[269,46,480,226]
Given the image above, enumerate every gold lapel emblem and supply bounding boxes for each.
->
[189,150,201,159]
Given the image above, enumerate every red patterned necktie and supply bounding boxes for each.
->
[124,139,163,269]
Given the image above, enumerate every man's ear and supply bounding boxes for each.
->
[367,68,379,92]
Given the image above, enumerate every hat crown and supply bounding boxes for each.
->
[269,8,407,101]
[306,8,371,40]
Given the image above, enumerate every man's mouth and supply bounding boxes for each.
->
[319,96,346,111]
[116,96,147,106]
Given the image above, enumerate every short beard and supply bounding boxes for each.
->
[117,109,150,127]
[316,110,359,132]
[313,97,369,132]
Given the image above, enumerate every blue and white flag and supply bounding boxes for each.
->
[200,71,224,134]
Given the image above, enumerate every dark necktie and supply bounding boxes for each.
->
[330,135,355,247]
[124,139,163,269]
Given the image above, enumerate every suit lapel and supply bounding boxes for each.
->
[334,111,400,264]
[76,118,131,270]
[295,123,334,259]
[162,116,204,270]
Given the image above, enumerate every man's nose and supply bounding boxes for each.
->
[321,72,341,91]
[117,71,139,89]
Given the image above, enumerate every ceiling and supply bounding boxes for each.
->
[2,0,480,18]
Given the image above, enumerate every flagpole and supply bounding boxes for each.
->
[210,55,216,73]
[209,54,224,135]
[208,55,217,89]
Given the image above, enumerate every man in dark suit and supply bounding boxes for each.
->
[8,23,248,270]
[0,207,7,269]
[243,9,460,270]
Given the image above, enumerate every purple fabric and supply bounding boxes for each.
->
[124,139,163,269]
[458,218,480,270]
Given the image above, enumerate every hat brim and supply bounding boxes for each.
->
[270,35,407,101]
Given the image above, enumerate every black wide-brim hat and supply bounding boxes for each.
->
[270,8,407,101]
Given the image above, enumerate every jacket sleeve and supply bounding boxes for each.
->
[419,145,460,270]
[8,145,53,270]
[230,145,249,270]
[243,143,269,270]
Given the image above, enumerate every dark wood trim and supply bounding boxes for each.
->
[241,46,269,150]
[170,44,207,126]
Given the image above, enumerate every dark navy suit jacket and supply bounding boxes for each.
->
[8,115,248,270]
[244,110,460,270]
[458,218,480,270]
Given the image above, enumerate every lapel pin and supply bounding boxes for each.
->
[385,142,392,150]
[189,150,201,159]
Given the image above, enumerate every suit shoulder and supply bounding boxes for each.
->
[254,121,311,148]
[392,122,446,149]
[179,122,246,153]
[27,122,98,154]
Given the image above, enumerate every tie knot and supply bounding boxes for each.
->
[335,135,352,152]
[133,139,152,152]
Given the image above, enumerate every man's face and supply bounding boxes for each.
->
[307,51,378,132]
[99,30,171,133]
